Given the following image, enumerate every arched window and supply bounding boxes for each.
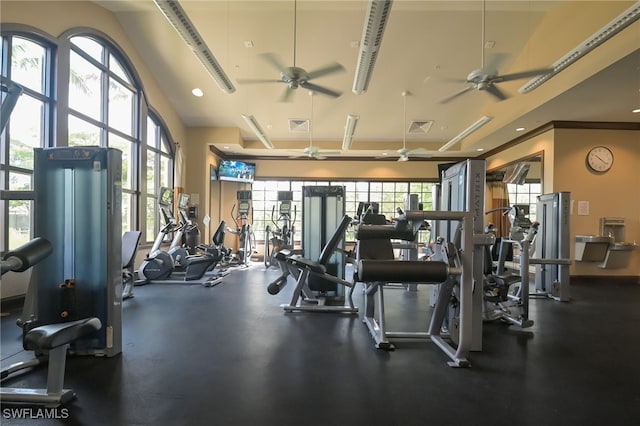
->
[67,34,140,232]
[0,32,55,250]
[66,33,174,240]
[146,110,175,240]
[2,27,174,249]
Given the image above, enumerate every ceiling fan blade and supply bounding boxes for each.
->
[485,84,508,101]
[493,68,554,83]
[318,150,341,155]
[314,155,328,160]
[279,87,295,102]
[483,53,509,75]
[438,85,474,104]
[260,52,288,74]
[306,62,345,80]
[236,78,282,84]
[300,81,342,98]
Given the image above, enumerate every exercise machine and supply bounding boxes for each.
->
[1,238,102,406]
[533,192,572,301]
[168,192,198,268]
[356,208,492,367]
[264,191,297,268]
[226,190,256,266]
[301,185,347,297]
[137,188,180,281]
[137,188,220,284]
[268,215,358,313]
[354,159,489,367]
[10,147,123,357]
[483,219,538,328]
[122,230,142,300]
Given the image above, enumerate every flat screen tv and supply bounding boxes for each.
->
[218,160,255,183]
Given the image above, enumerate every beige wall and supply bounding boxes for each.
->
[487,126,639,277]
[553,128,640,276]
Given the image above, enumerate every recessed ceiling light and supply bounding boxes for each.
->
[192,88,204,97]
[223,146,229,150]
[476,148,484,152]
[516,127,525,132]
[632,108,640,113]
[382,152,388,156]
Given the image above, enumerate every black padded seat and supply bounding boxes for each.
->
[358,260,448,283]
[122,231,142,270]
[356,225,415,242]
[287,257,326,275]
[25,317,102,350]
[275,249,291,261]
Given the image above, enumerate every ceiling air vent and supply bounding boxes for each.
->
[408,120,433,134]
[289,119,309,133]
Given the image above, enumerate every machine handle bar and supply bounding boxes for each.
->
[1,237,53,275]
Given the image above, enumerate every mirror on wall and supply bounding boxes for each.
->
[486,154,543,238]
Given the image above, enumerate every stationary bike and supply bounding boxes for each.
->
[264,191,297,268]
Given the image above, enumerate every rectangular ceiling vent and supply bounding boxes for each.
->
[289,119,309,133]
[408,120,433,134]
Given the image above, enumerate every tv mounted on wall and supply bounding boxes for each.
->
[218,160,255,183]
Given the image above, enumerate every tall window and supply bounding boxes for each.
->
[252,180,435,245]
[68,35,139,232]
[0,34,54,250]
[2,28,174,251]
[146,113,173,241]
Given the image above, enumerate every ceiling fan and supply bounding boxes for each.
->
[289,92,341,160]
[383,92,432,162]
[236,0,345,102]
[439,0,552,104]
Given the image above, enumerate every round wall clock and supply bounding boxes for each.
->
[586,146,613,173]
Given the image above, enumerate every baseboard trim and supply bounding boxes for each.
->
[571,275,640,285]
[0,295,25,314]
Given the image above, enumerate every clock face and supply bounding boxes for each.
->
[587,146,614,172]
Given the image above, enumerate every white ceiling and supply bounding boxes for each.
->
[93,0,640,160]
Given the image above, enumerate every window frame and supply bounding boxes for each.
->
[1,28,56,252]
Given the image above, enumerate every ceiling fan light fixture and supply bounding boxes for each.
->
[152,0,235,94]
[519,1,640,93]
[241,114,274,149]
[342,114,359,150]
[352,0,393,94]
[439,115,492,152]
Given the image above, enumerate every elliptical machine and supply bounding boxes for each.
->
[137,188,177,281]
[138,188,217,282]
[168,192,200,270]
[226,190,256,266]
[264,191,297,268]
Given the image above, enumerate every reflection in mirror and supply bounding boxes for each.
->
[486,154,542,238]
